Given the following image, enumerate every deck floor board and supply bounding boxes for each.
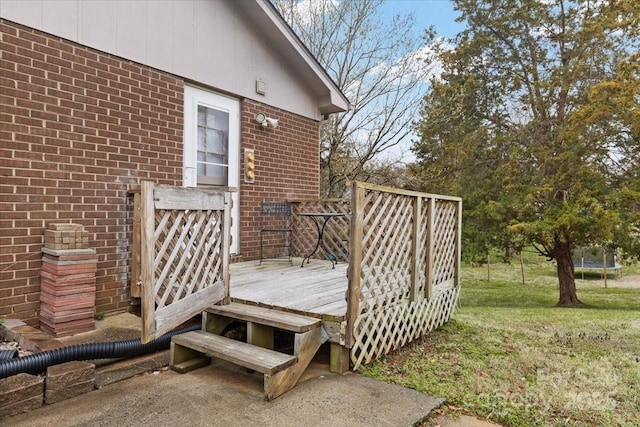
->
[230,258,348,319]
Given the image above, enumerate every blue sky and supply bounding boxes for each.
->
[374,1,465,163]
[380,0,465,39]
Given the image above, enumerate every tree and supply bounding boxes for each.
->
[413,0,640,306]
[273,0,437,197]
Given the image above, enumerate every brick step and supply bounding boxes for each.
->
[205,302,320,333]
[171,330,297,375]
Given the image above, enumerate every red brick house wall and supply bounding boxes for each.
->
[0,20,184,325]
[0,20,321,326]
[238,99,320,260]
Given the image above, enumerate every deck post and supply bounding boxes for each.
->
[456,199,462,288]
[330,343,350,374]
[410,197,422,301]
[425,197,435,299]
[222,192,233,305]
[345,182,364,349]
[131,191,142,299]
[141,181,156,343]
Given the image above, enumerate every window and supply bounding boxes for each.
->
[197,105,229,186]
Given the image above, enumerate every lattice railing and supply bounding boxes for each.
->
[291,199,351,262]
[139,182,231,343]
[432,200,458,290]
[346,182,462,369]
[152,209,224,308]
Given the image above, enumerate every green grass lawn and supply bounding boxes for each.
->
[362,255,640,427]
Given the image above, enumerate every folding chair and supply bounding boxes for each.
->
[259,201,293,264]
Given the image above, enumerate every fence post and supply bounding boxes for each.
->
[140,181,156,343]
[345,182,364,348]
[456,199,463,288]
[603,250,608,289]
[410,196,421,301]
[222,191,233,304]
[425,197,435,299]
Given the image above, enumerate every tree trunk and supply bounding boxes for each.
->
[555,239,582,307]
[505,235,514,260]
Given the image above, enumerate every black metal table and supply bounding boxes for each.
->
[298,212,344,269]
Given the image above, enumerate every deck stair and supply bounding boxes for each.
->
[170,302,324,400]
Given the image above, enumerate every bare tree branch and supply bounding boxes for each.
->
[274,0,438,196]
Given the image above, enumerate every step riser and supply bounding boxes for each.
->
[170,303,324,401]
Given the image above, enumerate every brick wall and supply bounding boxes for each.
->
[238,100,320,260]
[0,20,184,325]
[0,20,322,326]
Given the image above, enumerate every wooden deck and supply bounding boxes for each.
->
[229,258,348,321]
[136,182,461,372]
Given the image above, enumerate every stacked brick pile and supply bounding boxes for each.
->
[44,223,90,250]
[40,224,97,337]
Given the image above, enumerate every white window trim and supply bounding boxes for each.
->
[183,85,240,254]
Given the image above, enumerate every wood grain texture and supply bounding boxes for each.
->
[141,181,157,343]
[172,331,297,375]
[264,327,322,400]
[153,186,225,210]
[131,192,141,299]
[206,302,320,333]
[229,261,348,320]
[138,183,231,343]
[348,182,462,369]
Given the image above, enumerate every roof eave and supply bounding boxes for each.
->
[234,0,350,115]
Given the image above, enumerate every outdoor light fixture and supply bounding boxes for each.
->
[255,112,278,128]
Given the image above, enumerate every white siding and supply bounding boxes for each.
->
[79,1,116,53]
[43,0,79,41]
[116,1,147,62]
[0,0,321,120]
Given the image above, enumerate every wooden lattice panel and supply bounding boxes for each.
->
[432,201,458,289]
[346,182,461,370]
[153,209,224,308]
[359,191,413,312]
[140,182,231,343]
[351,286,460,368]
[291,200,350,261]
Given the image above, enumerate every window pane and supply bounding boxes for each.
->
[197,126,206,152]
[205,152,218,165]
[213,130,228,155]
[196,105,230,184]
[207,164,226,181]
[205,129,217,153]
[206,110,216,128]
[216,111,229,132]
[197,151,205,176]
[197,106,206,127]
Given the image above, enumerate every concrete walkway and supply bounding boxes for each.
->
[4,360,444,426]
[2,313,502,426]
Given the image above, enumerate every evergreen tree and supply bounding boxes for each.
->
[413,0,640,305]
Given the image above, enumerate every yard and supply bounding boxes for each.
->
[363,251,640,427]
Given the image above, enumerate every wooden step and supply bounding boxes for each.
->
[172,330,297,375]
[205,302,320,333]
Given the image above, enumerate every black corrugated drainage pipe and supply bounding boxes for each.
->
[0,324,200,379]
[0,349,18,361]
